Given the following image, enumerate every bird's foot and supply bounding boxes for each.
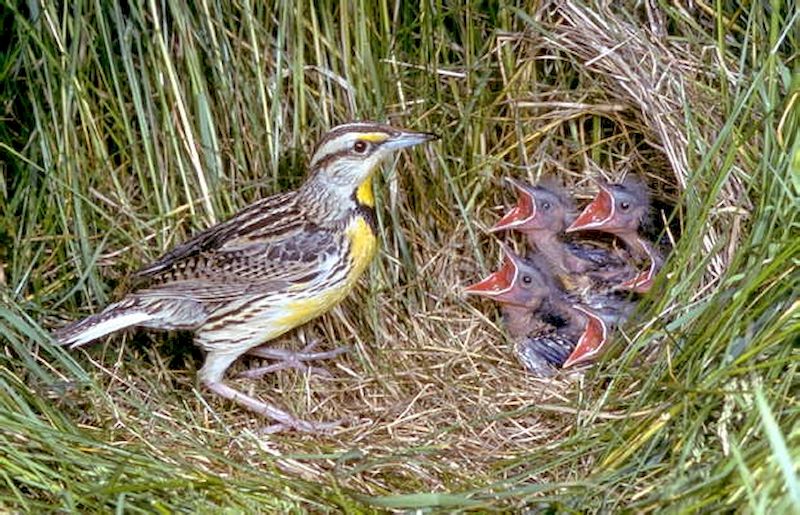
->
[204,380,341,434]
[241,341,348,379]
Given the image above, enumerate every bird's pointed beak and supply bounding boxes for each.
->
[566,185,615,233]
[562,305,608,368]
[383,129,439,151]
[490,178,537,232]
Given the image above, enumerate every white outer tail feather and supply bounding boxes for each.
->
[60,311,153,348]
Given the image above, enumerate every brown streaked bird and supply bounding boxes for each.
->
[490,178,635,294]
[464,244,613,375]
[55,121,438,432]
[567,176,663,293]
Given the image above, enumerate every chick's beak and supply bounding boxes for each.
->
[619,271,654,293]
[383,130,439,151]
[618,242,658,293]
[566,187,615,232]
[562,305,608,368]
[491,179,537,232]
[464,256,518,299]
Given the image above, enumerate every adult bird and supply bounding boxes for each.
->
[55,121,438,432]
[566,176,663,293]
[464,244,614,375]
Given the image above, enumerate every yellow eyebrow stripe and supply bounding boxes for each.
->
[358,133,390,143]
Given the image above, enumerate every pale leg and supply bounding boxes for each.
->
[241,341,348,379]
[202,380,340,433]
[198,349,340,433]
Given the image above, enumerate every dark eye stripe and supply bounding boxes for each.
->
[310,148,353,171]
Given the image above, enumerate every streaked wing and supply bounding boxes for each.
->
[133,277,291,304]
[133,228,338,308]
[135,191,300,279]
[139,226,337,286]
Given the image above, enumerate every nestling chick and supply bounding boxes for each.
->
[491,178,636,295]
[465,244,617,375]
[567,176,664,293]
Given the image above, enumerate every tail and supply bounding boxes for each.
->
[54,299,154,348]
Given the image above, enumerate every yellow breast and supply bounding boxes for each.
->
[271,215,377,332]
[344,215,378,281]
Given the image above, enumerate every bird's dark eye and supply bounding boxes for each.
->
[353,140,369,153]
[620,201,631,210]
[522,275,532,285]
[541,201,551,210]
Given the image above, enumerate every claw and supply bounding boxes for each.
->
[238,363,334,379]
[241,343,348,379]
[203,380,341,433]
[260,418,342,435]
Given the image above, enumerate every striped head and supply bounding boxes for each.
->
[303,122,437,209]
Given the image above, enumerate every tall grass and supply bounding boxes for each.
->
[1,0,797,511]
